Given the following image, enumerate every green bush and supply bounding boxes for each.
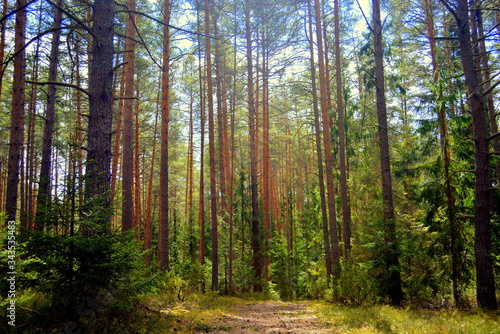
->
[0,227,148,333]
[327,258,377,305]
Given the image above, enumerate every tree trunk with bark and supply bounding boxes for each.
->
[84,0,114,233]
[334,0,351,258]
[246,0,263,291]
[35,0,63,231]
[314,0,340,277]
[450,0,497,310]
[122,0,137,232]
[204,0,219,291]
[5,0,26,224]
[159,0,172,270]
[424,0,463,307]
[307,0,333,278]
[372,0,403,305]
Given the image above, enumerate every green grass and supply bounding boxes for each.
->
[312,301,500,334]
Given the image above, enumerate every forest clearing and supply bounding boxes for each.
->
[153,297,500,333]
[77,293,500,333]
[1,0,500,332]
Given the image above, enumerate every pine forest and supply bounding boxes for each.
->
[1,0,500,332]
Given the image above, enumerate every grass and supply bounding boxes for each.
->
[311,301,500,334]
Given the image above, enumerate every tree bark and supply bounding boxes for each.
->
[372,0,403,305]
[307,0,333,278]
[262,28,272,278]
[122,0,137,232]
[196,5,206,291]
[144,83,160,265]
[6,0,27,224]
[158,0,172,270]
[203,0,219,291]
[424,0,463,307]
[84,0,114,233]
[0,0,7,100]
[334,0,352,257]
[451,0,497,310]
[246,0,263,291]
[35,0,63,231]
[475,8,500,188]
[314,0,340,277]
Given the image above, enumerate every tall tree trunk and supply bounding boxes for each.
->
[185,82,195,258]
[122,0,137,232]
[0,0,7,100]
[134,95,142,236]
[246,0,263,291]
[307,0,333,277]
[424,0,463,307]
[314,0,340,277]
[449,0,497,310]
[84,0,115,233]
[22,0,43,230]
[111,70,125,228]
[23,30,40,232]
[196,5,206,291]
[144,83,160,265]
[214,18,232,291]
[334,0,351,258]
[5,0,27,224]
[372,0,403,305]
[35,0,63,231]
[475,8,500,188]
[228,7,238,294]
[261,28,272,278]
[159,0,172,270]
[203,0,218,291]
[74,38,84,209]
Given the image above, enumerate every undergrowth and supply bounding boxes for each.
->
[312,301,500,334]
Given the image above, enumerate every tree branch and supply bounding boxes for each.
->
[488,132,500,141]
[45,0,97,42]
[115,9,213,39]
[25,80,89,96]
[354,0,372,32]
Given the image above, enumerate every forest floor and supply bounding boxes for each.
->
[151,295,500,334]
[190,300,328,333]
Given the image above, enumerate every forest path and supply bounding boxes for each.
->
[196,300,330,333]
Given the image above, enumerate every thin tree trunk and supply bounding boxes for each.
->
[372,0,403,305]
[185,82,195,258]
[196,5,206,291]
[424,0,462,307]
[134,94,142,236]
[111,70,125,228]
[5,0,26,224]
[159,0,172,270]
[0,0,7,100]
[75,38,84,208]
[203,0,219,291]
[314,0,340,277]
[262,28,272,278]
[334,0,351,257]
[35,0,63,231]
[307,0,333,277]
[23,35,40,231]
[144,82,160,265]
[122,0,137,232]
[475,8,500,187]
[246,0,263,291]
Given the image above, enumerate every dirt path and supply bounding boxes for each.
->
[196,301,330,333]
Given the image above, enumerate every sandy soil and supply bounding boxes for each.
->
[196,301,331,333]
